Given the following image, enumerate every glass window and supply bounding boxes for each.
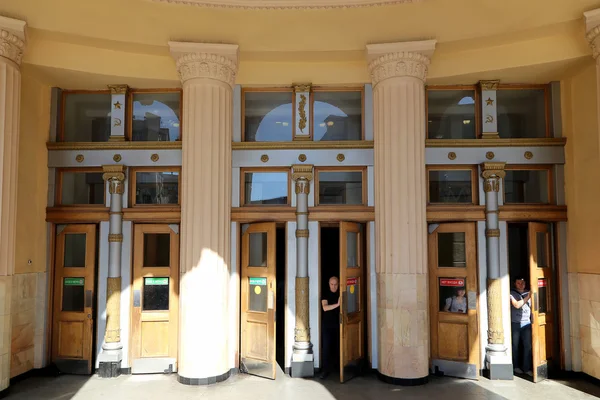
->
[504,169,549,204]
[249,233,268,267]
[244,92,293,142]
[135,171,179,205]
[438,232,466,268]
[428,169,473,204]
[143,277,170,311]
[131,92,181,141]
[538,279,548,314]
[313,91,362,141]
[497,89,546,138]
[537,232,549,268]
[427,90,476,139]
[64,234,87,267]
[143,234,170,267]
[346,277,359,314]
[346,232,358,268]
[249,277,268,312]
[438,278,467,313]
[244,172,288,205]
[62,278,85,312]
[318,171,363,205]
[62,93,111,142]
[60,172,105,205]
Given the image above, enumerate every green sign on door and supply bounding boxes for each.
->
[64,278,84,286]
[145,277,169,286]
[249,277,267,286]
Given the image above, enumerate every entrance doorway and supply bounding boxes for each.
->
[428,222,479,380]
[130,224,179,374]
[239,222,286,380]
[508,222,558,382]
[319,222,367,383]
[51,224,98,375]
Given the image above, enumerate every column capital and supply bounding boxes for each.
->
[108,84,128,94]
[168,42,239,87]
[102,165,126,194]
[0,16,26,66]
[291,164,314,181]
[479,80,500,91]
[480,162,506,180]
[585,9,600,61]
[366,40,436,86]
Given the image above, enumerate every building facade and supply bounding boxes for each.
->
[0,0,600,391]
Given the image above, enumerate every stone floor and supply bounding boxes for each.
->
[4,370,600,400]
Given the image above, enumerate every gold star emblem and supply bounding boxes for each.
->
[114,101,122,109]
[485,97,494,106]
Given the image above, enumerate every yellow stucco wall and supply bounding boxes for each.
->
[563,60,600,379]
[11,68,50,378]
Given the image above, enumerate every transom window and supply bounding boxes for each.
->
[242,88,363,142]
[427,87,478,140]
[130,90,181,141]
[427,166,477,205]
[130,167,180,206]
[315,168,365,206]
[56,168,105,206]
[503,166,552,204]
[60,92,111,142]
[497,86,549,138]
[241,169,290,206]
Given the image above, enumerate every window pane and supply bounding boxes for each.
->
[318,171,363,205]
[313,91,362,141]
[61,172,105,205]
[249,277,268,312]
[244,172,288,205]
[538,279,548,314]
[132,92,181,141]
[347,232,358,268]
[62,278,85,312]
[244,92,293,142]
[64,234,87,267]
[438,232,466,268]
[537,232,548,268]
[143,277,170,311]
[143,233,170,267]
[63,93,111,142]
[136,171,179,205]
[249,233,267,267]
[346,277,359,314]
[497,89,546,138]
[427,90,476,139]
[429,170,473,203]
[438,278,467,313]
[504,170,549,204]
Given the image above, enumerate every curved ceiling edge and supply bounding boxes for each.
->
[151,0,421,10]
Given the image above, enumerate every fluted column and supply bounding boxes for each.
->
[291,164,314,377]
[169,42,238,385]
[585,9,600,150]
[98,165,125,378]
[366,40,435,385]
[0,16,26,392]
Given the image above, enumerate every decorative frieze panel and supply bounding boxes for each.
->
[479,80,499,139]
[294,84,311,140]
[108,85,128,141]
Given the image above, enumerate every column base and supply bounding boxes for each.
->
[98,361,122,378]
[484,353,513,380]
[177,369,232,385]
[291,351,314,378]
[97,348,123,378]
[376,370,428,386]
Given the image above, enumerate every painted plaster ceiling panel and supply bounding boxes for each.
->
[152,0,420,9]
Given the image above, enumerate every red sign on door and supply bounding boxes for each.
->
[440,278,465,287]
[538,279,547,287]
[346,277,357,286]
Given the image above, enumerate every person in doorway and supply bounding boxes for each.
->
[444,287,467,313]
[320,276,340,380]
[510,277,533,377]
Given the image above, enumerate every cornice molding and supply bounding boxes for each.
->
[152,0,420,10]
[169,42,239,87]
[0,16,27,66]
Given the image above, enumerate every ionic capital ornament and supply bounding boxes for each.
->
[479,80,499,91]
[108,84,128,94]
[291,164,314,182]
[585,9,600,62]
[102,165,126,194]
[169,42,239,87]
[366,40,436,86]
[481,162,506,193]
[0,16,27,66]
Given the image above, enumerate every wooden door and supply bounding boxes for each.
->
[240,222,277,379]
[131,224,179,374]
[339,221,365,383]
[528,222,554,382]
[429,222,479,380]
[52,224,97,374]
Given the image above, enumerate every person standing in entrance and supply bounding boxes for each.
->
[320,276,340,379]
[510,277,533,377]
